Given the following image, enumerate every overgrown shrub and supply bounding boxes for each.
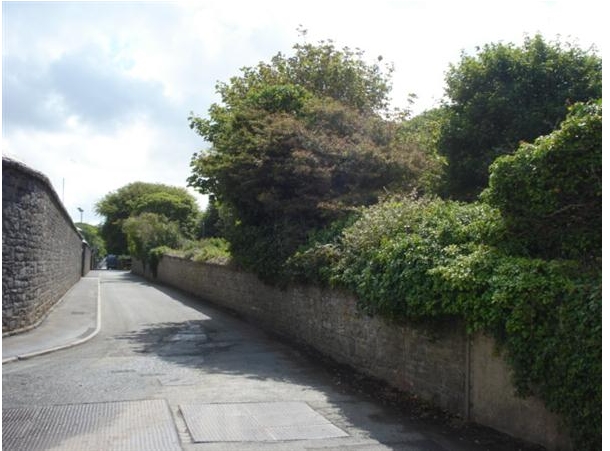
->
[439,35,601,199]
[123,212,183,266]
[328,197,506,319]
[148,246,173,277]
[179,238,231,264]
[482,100,602,261]
[188,40,438,283]
[287,214,358,284]
[323,196,600,450]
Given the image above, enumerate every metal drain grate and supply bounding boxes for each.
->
[180,401,348,442]
[2,399,181,451]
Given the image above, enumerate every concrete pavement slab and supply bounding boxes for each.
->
[2,273,101,363]
[180,401,348,442]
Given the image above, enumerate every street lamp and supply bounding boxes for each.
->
[77,207,83,223]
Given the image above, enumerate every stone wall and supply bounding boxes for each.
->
[2,156,90,334]
[133,256,571,450]
[469,333,570,449]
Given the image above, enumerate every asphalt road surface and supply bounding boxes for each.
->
[2,270,535,451]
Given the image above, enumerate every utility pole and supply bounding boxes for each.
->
[77,207,83,223]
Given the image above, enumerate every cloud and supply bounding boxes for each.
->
[4,47,170,133]
[48,47,161,124]
[1,1,219,223]
[2,54,70,131]
[2,115,207,223]
[2,0,604,225]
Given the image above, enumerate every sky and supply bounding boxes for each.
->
[1,0,605,225]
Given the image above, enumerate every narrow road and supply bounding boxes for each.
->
[3,270,524,451]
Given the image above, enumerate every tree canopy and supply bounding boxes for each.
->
[76,222,107,257]
[122,212,183,265]
[188,40,435,280]
[95,182,201,255]
[439,34,601,199]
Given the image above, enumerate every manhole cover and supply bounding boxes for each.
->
[2,399,181,451]
[180,401,348,442]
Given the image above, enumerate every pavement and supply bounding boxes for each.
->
[2,274,101,364]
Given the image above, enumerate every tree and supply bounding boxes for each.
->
[482,100,601,260]
[188,40,434,280]
[394,107,449,195]
[95,182,201,255]
[76,222,107,260]
[122,213,183,264]
[200,196,222,239]
[439,34,601,200]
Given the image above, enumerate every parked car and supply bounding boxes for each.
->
[106,254,119,270]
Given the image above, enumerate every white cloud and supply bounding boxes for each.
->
[2,116,206,224]
[2,0,604,226]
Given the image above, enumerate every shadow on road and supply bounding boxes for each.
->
[112,271,545,451]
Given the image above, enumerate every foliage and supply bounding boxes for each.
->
[96,182,201,255]
[172,238,231,264]
[117,255,132,270]
[122,213,183,268]
[75,222,107,257]
[482,100,601,261]
[439,34,602,199]
[488,260,600,451]
[286,214,358,284]
[176,34,602,447]
[147,246,172,278]
[394,107,449,194]
[188,39,435,281]
[131,190,200,238]
[216,39,395,115]
[329,197,506,319]
[200,196,223,238]
[321,195,600,449]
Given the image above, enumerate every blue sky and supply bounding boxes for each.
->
[2,0,604,224]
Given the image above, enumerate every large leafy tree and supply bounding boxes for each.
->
[95,182,201,255]
[188,40,433,280]
[439,34,601,200]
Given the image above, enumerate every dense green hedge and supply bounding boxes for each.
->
[289,196,600,450]
[482,100,602,261]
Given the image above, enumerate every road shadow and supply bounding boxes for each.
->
[112,271,545,451]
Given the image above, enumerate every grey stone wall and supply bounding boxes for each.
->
[82,243,92,276]
[133,256,571,450]
[469,333,571,449]
[2,156,89,334]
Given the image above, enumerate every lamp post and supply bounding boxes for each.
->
[77,207,83,223]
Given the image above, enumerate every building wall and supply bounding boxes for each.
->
[2,156,89,334]
[133,256,571,450]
